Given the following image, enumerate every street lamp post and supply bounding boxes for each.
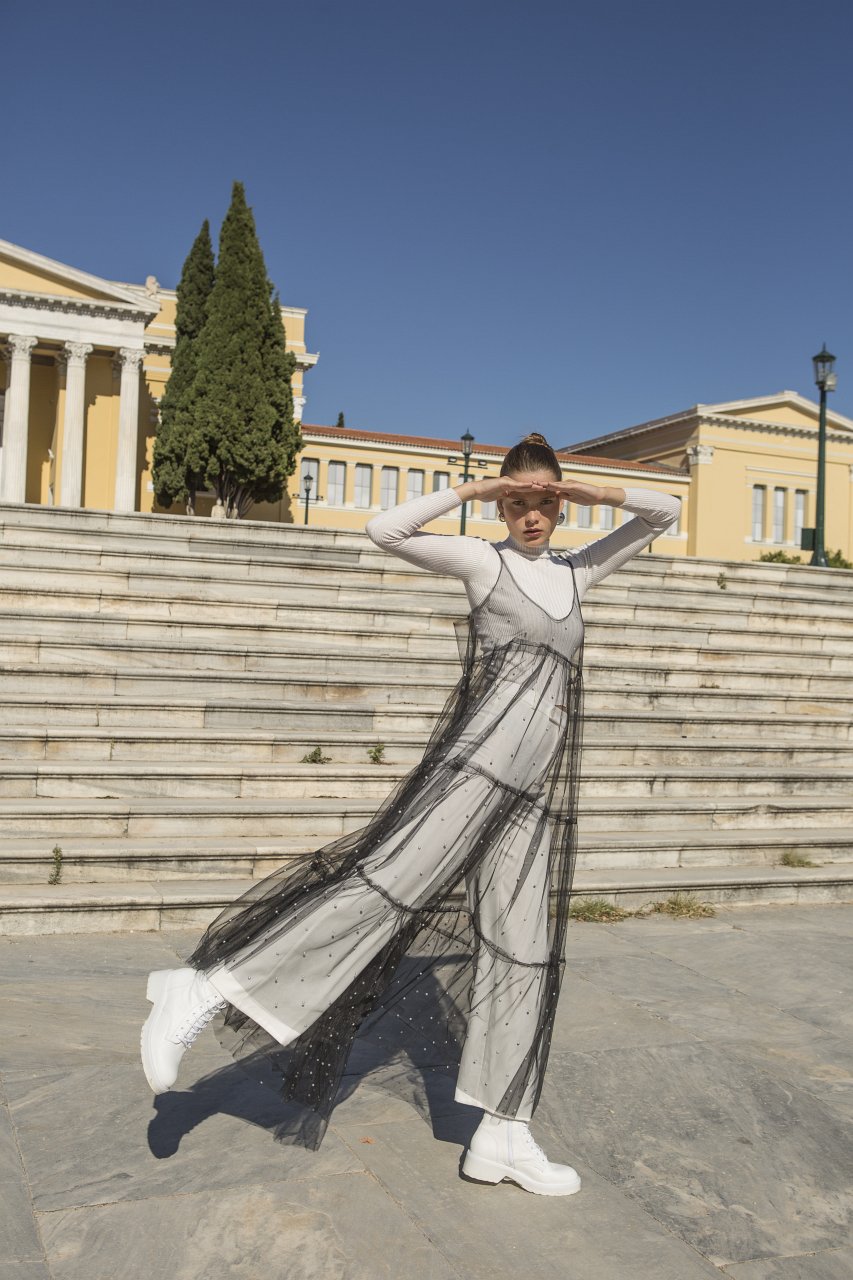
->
[301,472,323,525]
[459,430,474,534]
[808,345,837,568]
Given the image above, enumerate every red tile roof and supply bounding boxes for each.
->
[300,424,687,477]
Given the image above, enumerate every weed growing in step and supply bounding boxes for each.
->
[639,892,716,918]
[301,746,332,764]
[716,572,728,590]
[563,892,716,922]
[567,897,634,922]
[48,844,63,885]
[367,743,386,765]
[779,850,819,867]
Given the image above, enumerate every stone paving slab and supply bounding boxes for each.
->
[723,1245,853,1279]
[1,903,852,1277]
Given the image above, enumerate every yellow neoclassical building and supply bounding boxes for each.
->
[2,235,851,564]
[0,237,317,515]
[562,393,853,563]
[290,424,689,556]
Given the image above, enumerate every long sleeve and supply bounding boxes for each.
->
[569,487,682,596]
[365,488,498,590]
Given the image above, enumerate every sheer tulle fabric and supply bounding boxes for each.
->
[184,557,585,1149]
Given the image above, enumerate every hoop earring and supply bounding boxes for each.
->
[497,512,505,522]
[557,512,565,525]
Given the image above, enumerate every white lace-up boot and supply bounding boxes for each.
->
[462,1112,581,1196]
[141,966,227,1095]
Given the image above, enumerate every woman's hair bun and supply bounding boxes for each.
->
[500,431,562,480]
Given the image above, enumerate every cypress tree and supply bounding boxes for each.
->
[151,220,215,511]
[336,412,345,428]
[188,182,301,519]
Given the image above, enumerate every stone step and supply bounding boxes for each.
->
[2,635,851,694]
[3,555,853,630]
[4,577,853,642]
[4,604,853,661]
[2,827,849,884]
[5,535,853,615]
[3,693,849,740]
[0,663,848,715]
[1,760,850,802]
[4,506,853,602]
[3,862,852,934]
[0,794,849,838]
[0,601,845,665]
[2,726,851,768]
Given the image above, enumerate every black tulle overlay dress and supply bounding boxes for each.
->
[185,554,585,1149]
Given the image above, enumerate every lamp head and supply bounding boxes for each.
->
[813,344,837,390]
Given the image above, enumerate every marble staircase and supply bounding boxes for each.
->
[1,501,851,934]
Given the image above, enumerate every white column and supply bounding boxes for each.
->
[58,342,93,508]
[1,334,38,503]
[113,347,143,512]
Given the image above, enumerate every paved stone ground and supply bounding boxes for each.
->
[1,902,852,1279]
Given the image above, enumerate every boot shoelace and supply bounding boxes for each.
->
[515,1124,548,1166]
[173,995,227,1049]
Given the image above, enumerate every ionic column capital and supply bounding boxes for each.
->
[4,334,38,362]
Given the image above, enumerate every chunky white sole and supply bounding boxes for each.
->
[462,1150,581,1196]
[140,969,178,1095]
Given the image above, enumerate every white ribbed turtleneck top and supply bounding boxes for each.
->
[365,486,681,619]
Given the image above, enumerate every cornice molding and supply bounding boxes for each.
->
[0,286,154,323]
[697,413,853,445]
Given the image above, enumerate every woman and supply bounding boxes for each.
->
[141,433,680,1197]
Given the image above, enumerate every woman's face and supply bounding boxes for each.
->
[497,469,563,548]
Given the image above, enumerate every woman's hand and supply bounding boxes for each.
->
[455,476,624,506]
[459,476,555,503]
[538,480,609,505]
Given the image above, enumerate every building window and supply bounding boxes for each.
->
[380,467,399,510]
[576,504,592,529]
[794,490,807,547]
[773,487,786,543]
[432,471,450,491]
[480,499,498,521]
[354,464,373,508]
[600,504,614,530]
[751,485,766,541]
[327,461,346,506]
[406,469,424,500]
[299,457,319,492]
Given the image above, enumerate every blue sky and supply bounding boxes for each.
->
[4,0,853,447]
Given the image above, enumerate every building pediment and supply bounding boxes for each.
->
[563,390,853,452]
[0,238,158,316]
[697,391,853,434]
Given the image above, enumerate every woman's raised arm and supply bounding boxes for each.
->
[569,488,682,594]
[365,486,497,587]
